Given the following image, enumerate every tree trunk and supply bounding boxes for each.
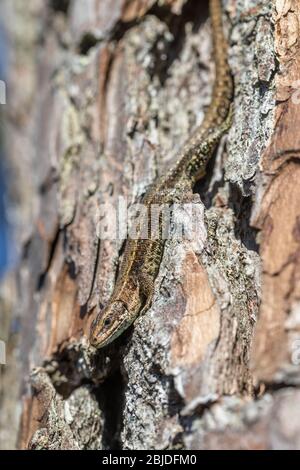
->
[2,0,300,450]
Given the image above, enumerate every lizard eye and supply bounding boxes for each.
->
[104,317,112,327]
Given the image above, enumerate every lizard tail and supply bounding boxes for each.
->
[171,0,233,184]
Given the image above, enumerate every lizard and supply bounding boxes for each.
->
[89,0,233,348]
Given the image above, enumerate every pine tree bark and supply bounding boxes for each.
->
[2,0,300,450]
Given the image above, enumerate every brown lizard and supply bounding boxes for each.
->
[89,0,233,348]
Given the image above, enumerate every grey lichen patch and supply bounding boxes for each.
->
[123,15,172,200]
[64,386,104,449]
[123,14,213,200]
[200,205,261,394]
[58,98,83,226]
[204,206,260,316]
[53,52,99,228]
[121,329,178,450]
[225,1,276,193]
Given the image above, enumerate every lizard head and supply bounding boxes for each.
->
[89,300,136,349]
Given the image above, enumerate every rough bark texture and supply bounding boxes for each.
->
[1,0,300,450]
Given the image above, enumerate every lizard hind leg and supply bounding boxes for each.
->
[138,272,155,316]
